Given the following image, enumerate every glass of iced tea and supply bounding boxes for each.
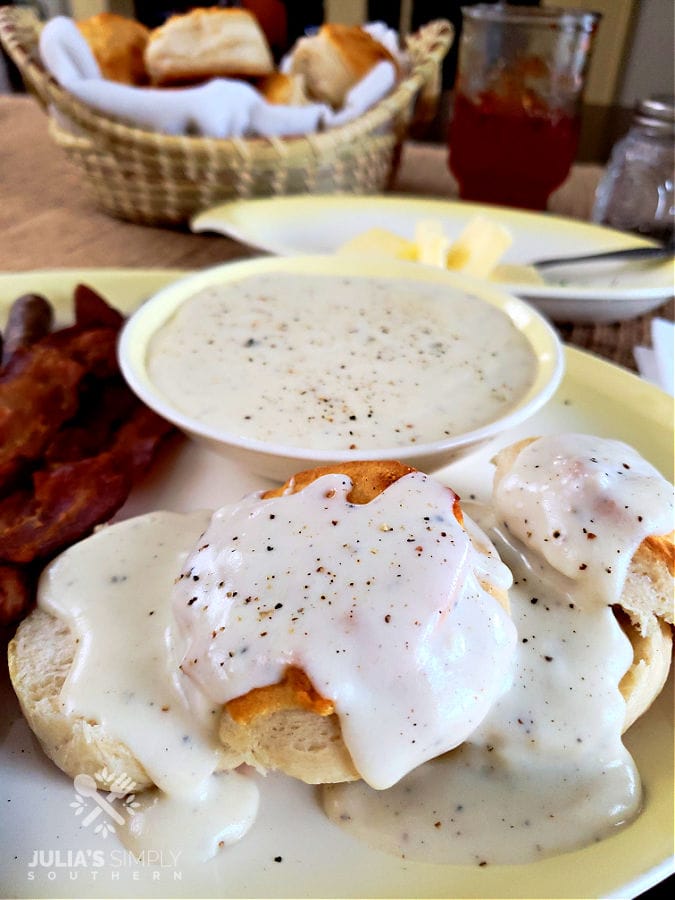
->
[448,4,601,211]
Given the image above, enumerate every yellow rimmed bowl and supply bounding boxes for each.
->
[118,255,565,481]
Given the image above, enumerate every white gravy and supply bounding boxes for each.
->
[36,434,673,867]
[322,505,641,864]
[146,273,538,450]
[322,434,673,862]
[39,511,259,862]
[173,471,516,789]
[492,433,675,603]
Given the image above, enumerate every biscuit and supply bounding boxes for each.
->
[218,460,510,783]
[144,7,274,86]
[288,23,398,108]
[77,12,150,85]
[491,436,674,731]
[9,460,510,789]
[8,608,153,788]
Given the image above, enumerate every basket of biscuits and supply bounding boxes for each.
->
[0,5,453,225]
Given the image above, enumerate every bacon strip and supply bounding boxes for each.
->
[0,564,34,627]
[111,404,176,474]
[74,283,125,330]
[0,407,175,565]
[41,326,120,378]
[0,285,177,622]
[0,346,84,493]
[44,381,138,465]
[0,454,130,564]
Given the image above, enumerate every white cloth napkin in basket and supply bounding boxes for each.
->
[39,16,399,139]
[634,318,674,395]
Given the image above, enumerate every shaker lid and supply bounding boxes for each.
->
[635,95,675,128]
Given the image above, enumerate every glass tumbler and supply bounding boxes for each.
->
[448,4,601,210]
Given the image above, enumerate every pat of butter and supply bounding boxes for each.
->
[337,227,417,261]
[337,216,518,281]
[415,219,453,267]
[445,216,513,278]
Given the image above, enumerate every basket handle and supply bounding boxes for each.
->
[404,19,454,129]
[0,6,53,111]
[405,19,455,80]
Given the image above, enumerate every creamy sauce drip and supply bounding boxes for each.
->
[39,511,259,862]
[118,771,257,863]
[322,506,641,864]
[146,273,537,450]
[173,472,516,789]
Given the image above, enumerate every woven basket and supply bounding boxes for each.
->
[0,7,453,225]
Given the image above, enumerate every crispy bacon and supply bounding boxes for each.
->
[0,345,84,493]
[0,408,174,566]
[0,564,35,627]
[111,404,177,474]
[0,285,177,619]
[44,381,138,465]
[41,326,121,378]
[0,453,132,565]
[74,283,125,330]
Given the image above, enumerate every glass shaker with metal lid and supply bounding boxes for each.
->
[592,95,675,242]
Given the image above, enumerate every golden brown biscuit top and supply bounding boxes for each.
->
[319,23,398,78]
[263,459,415,505]
[146,6,260,43]
[77,13,150,85]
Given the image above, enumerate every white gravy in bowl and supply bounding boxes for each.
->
[146,273,538,450]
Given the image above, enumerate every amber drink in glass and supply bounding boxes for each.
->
[448,4,600,210]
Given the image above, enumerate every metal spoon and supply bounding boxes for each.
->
[533,239,674,270]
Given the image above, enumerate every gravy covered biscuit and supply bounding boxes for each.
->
[7,441,673,865]
[288,23,398,108]
[175,460,516,788]
[492,433,674,729]
[144,7,274,86]
[9,508,260,861]
[8,462,515,803]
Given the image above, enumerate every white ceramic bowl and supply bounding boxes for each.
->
[118,255,565,481]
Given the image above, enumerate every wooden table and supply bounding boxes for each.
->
[1,94,672,373]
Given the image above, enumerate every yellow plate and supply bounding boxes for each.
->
[1,269,673,899]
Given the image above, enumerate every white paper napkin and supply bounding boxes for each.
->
[634,318,674,395]
[39,16,399,139]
